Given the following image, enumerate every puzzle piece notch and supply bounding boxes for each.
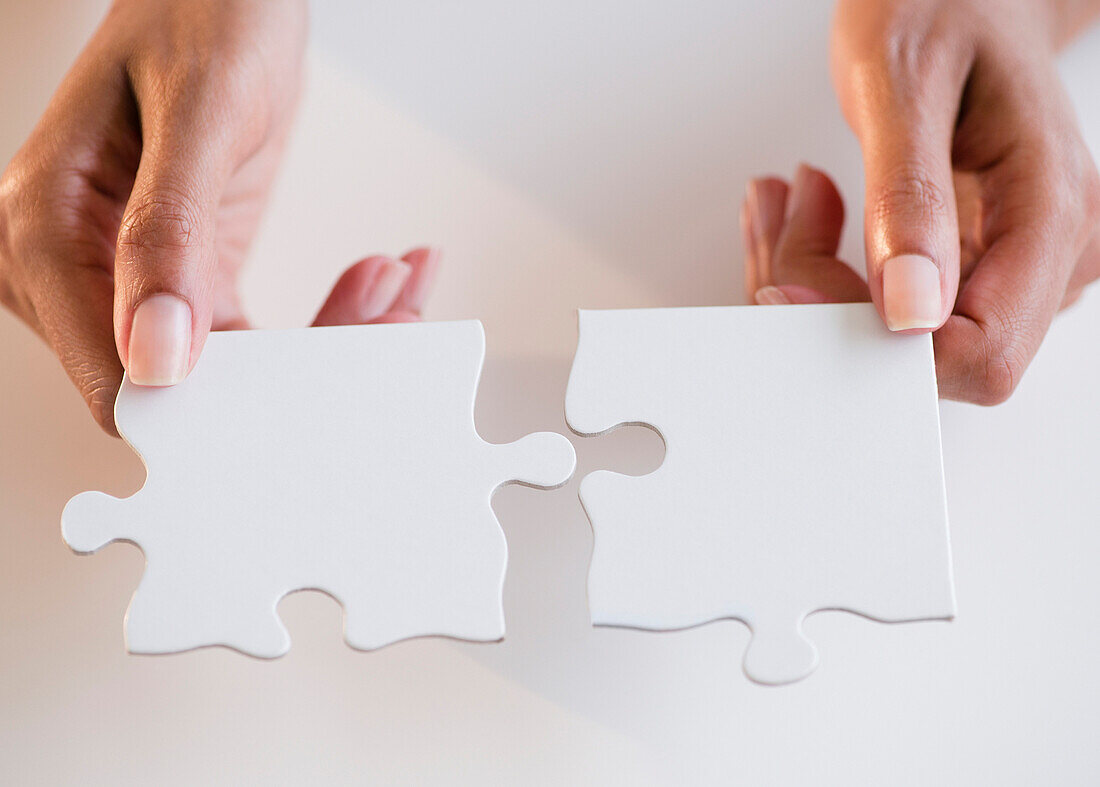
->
[62,320,576,657]
[566,305,955,685]
[485,431,576,491]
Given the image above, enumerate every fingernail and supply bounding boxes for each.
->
[747,179,782,242]
[755,285,791,305]
[882,254,942,331]
[746,180,762,233]
[785,164,812,221]
[361,258,412,321]
[128,294,192,386]
[401,247,441,312]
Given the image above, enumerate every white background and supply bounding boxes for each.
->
[2,1,1100,784]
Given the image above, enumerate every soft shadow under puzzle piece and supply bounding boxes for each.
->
[62,321,575,657]
[565,304,955,686]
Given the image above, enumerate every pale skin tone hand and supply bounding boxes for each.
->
[0,0,440,436]
[744,0,1100,404]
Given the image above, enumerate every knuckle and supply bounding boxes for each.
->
[0,159,115,324]
[117,193,200,263]
[0,163,36,315]
[168,51,254,114]
[840,5,963,97]
[1080,165,1100,229]
[870,167,951,226]
[1026,131,1100,239]
[134,16,275,131]
[0,161,30,256]
[879,25,935,85]
[1047,148,1099,233]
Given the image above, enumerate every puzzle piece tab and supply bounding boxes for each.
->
[63,321,575,657]
[565,304,955,685]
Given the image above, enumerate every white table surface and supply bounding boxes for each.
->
[2,2,1099,784]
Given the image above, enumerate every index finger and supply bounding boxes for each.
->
[933,155,1098,404]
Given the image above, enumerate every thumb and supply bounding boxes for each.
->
[862,120,961,333]
[113,91,239,386]
[115,175,218,386]
[841,49,966,332]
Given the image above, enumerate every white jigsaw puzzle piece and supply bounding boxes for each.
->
[565,304,955,686]
[62,320,575,657]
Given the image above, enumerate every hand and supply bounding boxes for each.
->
[0,0,435,437]
[744,0,1100,404]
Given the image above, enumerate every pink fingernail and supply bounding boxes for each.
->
[755,285,791,305]
[785,164,812,220]
[882,254,942,331]
[362,259,412,321]
[401,247,441,312]
[747,180,784,244]
[746,181,763,233]
[128,294,192,386]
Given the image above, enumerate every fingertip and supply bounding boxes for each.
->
[31,262,127,437]
[400,246,440,264]
[789,163,813,209]
[932,314,1021,405]
[396,246,441,313]
[745,176,791,291]
[767,162,865,304]
[90,395,121,439]
[370,309,422,324]
[747,177,791,236]
[311,256,412,327]
[360,257,412,321]
[755,284,833,305]
[741,199,759,297]
[754,285,791,305]
[786,163,844,228]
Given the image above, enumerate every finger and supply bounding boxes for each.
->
[755,284,834,305]
[112,56,260,387]
[1064,230,1100,306]
[114,175,218,388]
[13,190,127,433]
[367,310,423,324]
[954,170,985,283]
[393,246,442,315]
[933,161,1094,404]
[204,260,252,331]
[766,164,870,305]
[742,177,790,297]
[311,256,412,327]
[0,53,137,433]
[840,43,969,333]
[740,200,756,296]
[28,260,123,436]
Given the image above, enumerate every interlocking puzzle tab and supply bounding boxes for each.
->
[565,304,955,685]
[62,321,576,657]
